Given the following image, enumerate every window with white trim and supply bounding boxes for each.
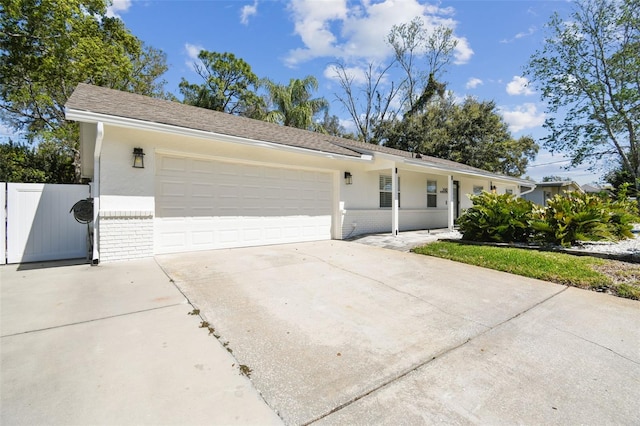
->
[473,185,484,195]
[427,180,437,207]
[506,189,513,195]
[379,175,400,208]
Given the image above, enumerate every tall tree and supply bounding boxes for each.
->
[0,0,168,182]
[0,140,75,183]
[262,76,329,131]
[330,61,400,143]
[383,97,539,177]
[387,17,457,112]
[319,110,353,138]
[526,0,639,192]
[331,18,457,144]
[179,50,264,118]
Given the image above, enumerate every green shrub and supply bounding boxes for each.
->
[608,183,640,239]
[530,190,638,247]
[458,188,638,247]
[529,192,612,247]
[457,192,534,243]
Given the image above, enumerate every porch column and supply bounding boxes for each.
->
[447,175,454,230]
[392,166,399,236]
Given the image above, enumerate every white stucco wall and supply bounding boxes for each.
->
[339,168,451,238]
[87,122,527,260]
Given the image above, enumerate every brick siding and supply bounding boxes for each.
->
[98,211,153,262]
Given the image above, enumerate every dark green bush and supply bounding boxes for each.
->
[457,192,534,243]
[529,192,612,247]
[608,183,640,239]
[458,188,639,247]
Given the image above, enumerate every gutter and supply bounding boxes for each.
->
[65,108,371,163]
[404,158,533,185]
[519,183,536,197]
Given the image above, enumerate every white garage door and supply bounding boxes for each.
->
[155,155,333,254]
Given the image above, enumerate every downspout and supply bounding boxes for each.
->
[92,122,104,265]
[519,184,536,197]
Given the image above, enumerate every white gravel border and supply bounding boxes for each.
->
[436,229,640,256]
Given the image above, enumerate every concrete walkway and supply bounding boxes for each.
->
[348,228,458,252]
[0,259,282,425]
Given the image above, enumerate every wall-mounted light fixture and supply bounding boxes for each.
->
[132,147,145,168]
[344,171,353,185]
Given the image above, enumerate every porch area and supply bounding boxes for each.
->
[347,228,461,252]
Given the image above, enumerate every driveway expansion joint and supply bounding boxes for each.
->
[0,303,186,338]
[553,326,640,365]
[301,250,493,329]
[303,285,571,425]
[154,258,288,424]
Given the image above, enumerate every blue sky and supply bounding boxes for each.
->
[107,0,598,184]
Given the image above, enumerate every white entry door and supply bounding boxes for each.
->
[6,183,90,263]
[155,155,333,254]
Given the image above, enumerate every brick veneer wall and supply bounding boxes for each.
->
[98,211,154,262]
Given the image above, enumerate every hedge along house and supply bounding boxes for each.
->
[65,84,535,263]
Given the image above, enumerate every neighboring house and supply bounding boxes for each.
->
[65,84,535,263]
[522,181,584,206]
[582,183,613,194]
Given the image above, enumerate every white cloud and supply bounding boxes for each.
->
[501,103,545,133]
[184,43,205,71]
[506,76,535,96]
[515,26,536,39]
[465,77,483,89]
[106,0,132,18]
[285,0,472,67]
[453,36,473,64]
[240,0,259,25]
[324,63,370,86]
[500,26,536,44]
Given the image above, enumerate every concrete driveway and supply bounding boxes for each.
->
[157,240,640,425]
[0,258,281,425]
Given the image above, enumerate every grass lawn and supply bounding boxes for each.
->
[412,241,640,300]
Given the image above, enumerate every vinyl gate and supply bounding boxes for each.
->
[2,183,90,264]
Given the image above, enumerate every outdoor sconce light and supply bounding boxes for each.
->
[344,171,353,185]
[132,147,145,168]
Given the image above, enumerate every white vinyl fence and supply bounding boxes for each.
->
[3,183,90,264]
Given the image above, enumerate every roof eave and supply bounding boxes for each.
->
[65,108,370,163]
[403,158,534,185]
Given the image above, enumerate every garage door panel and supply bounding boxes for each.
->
[159,156,188,173]
[155,156,333,254]
[191,230,215,247]
[192,159,216,174]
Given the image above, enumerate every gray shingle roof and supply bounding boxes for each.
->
[66,83,530,182]
[66,83,360,158]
